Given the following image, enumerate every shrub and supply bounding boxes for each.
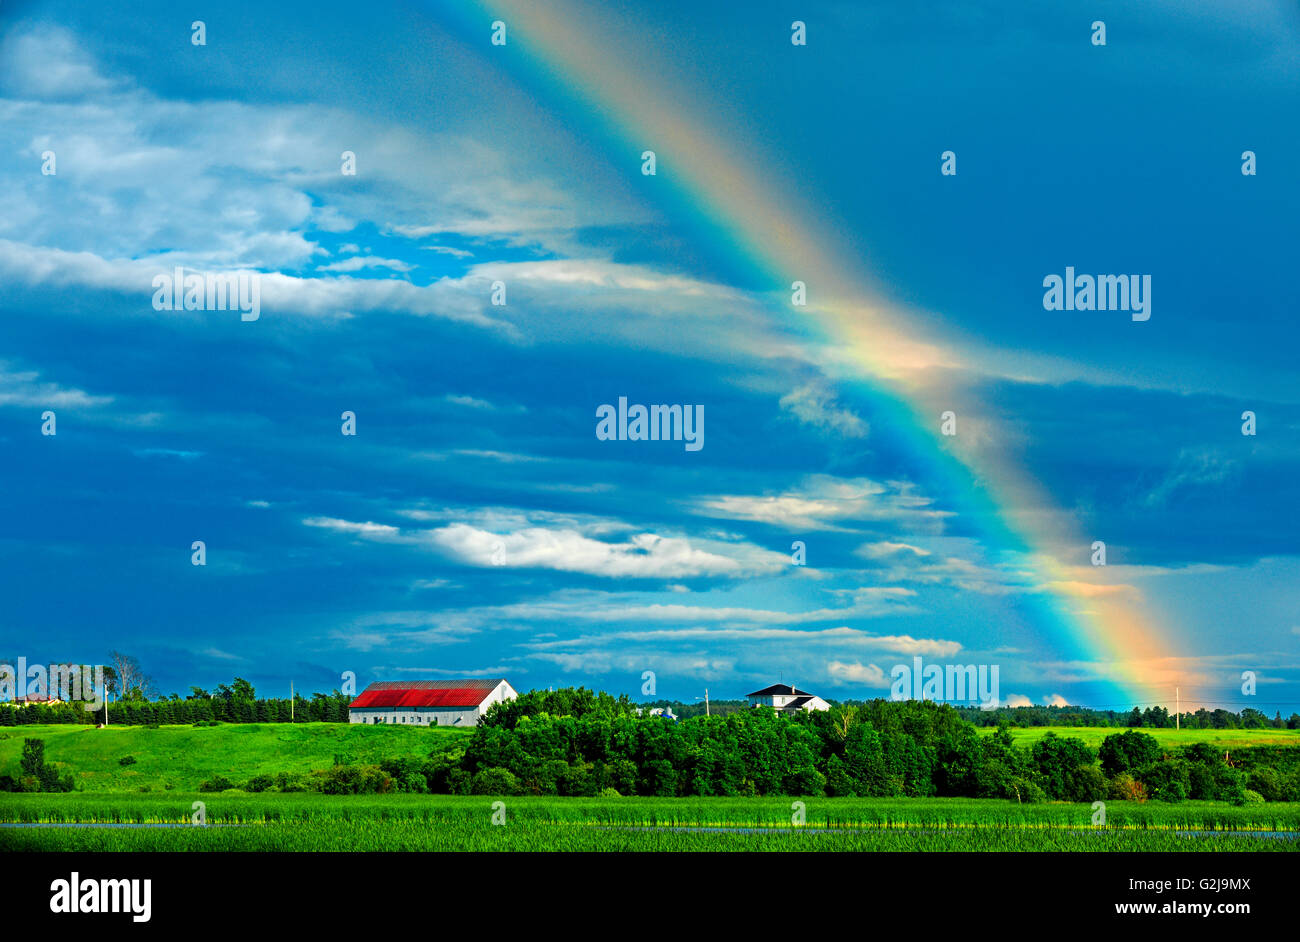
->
[245,774,274,793]
[1135,759,1191,803]
[1240,789,1265,805]
[311,764,392,795]
[470,766,519,795]
[118,755,137,766]
[597,786,621,798]
[199,775,235,792]
[1107,772,1148,802]
[1098,730,1161,776]
[1246,768,1282,802]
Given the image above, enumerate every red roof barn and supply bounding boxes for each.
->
[349,678,517,727]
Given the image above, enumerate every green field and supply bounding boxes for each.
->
[0,723,471,791]
[3,723,1297,851]
[2,794,1297,851]
[976,726,1298,749]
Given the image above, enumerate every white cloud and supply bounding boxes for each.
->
[826,660,890,687]
[0,24,120,98]
[427,523,786,579]
[779,383,868,438]
[303,517,403,540]
[696,475,949,532]
[0,362,112,409]
[317,255,413,273]
[1003,693,1032,708]
[857,541,931,560]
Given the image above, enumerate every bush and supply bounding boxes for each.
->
[1240,789,1265,805]
[245,774,274,793]
[470,766,519,795]
[1246,768,1282,802]
[1135,759,1191,803]
[1098,730,1161,776]
[1107,772,1148,802]
[118,755,137,766]
[198,775,235,792]
[311,764,392,795]
[597,786,621,798]
[274,771,306,793]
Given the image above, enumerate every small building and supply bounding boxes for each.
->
[746,683,830,714]
[349,679,517,727]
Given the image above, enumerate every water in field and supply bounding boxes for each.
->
[596,824,1299,841]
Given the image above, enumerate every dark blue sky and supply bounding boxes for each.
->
[0,0,1296,713]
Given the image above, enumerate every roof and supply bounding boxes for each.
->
[350,679,506,710]
[785,696,814,710]
[746,683,814,698]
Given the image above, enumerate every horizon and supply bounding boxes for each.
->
[2,0,1298,715]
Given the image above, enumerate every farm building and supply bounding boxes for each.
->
[349,678,517,727]
[746,683,830,714]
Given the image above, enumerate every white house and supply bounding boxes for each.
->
[746,683,830,714]
[349,678,517,727]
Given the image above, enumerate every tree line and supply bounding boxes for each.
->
[186,688,1300,802]
[0,676,352,726]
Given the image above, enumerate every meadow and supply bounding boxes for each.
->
[0,723,471,791]
[977,726,1297,750]
[3,722,1297,851]
[2,794,1297,852]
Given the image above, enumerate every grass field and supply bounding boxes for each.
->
[3,723,1296,851]
[0,723,471,791]
[2,723,1294,793]
[976,726,1298,749]
[2,794,1297,852]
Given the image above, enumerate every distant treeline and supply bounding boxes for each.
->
[952,704,1300,730]
[0,681,353,726]
[643,699,1300,730]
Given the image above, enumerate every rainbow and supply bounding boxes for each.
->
[442,1,1179,707]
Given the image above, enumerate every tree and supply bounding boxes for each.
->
[1030,733,1101,801]
[108,652,155,701]
[1098,730,1161,776]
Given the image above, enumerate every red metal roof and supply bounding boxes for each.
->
[350,679,505,710]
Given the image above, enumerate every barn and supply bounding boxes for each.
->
[349,678,518,727]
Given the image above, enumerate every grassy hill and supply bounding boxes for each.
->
[0,723,472,792]
[977,726,1299,749]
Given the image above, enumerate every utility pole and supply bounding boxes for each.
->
[1176,686,1179,731]
[291,680,295,721]
[705,688,710,717]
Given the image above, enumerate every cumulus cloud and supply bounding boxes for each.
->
[427,523,786,579]
[302,509,789,580]
[826,660,890,687]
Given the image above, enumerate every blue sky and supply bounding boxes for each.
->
[0,0,1297,712]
